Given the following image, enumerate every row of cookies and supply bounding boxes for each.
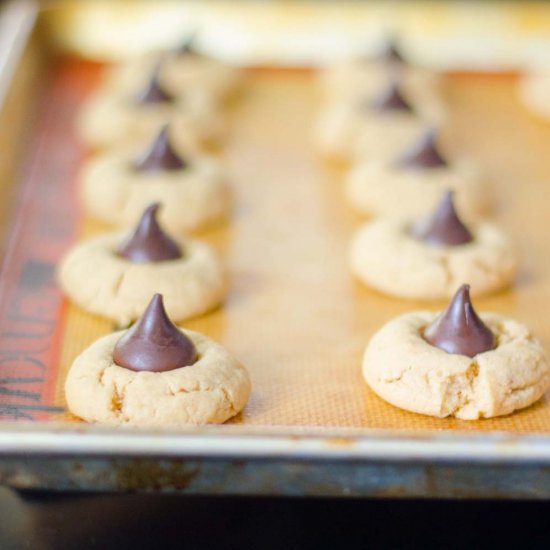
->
[59,40,252,428]
[315,39,443,166]
[318,39,512,299]
[79,38,239,234]
[317,39,489,217]
[79,39,241,152]
[64,39,236,321]
[318,40,550,419]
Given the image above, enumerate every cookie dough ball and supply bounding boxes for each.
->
[65,294,251,428]
[315,80,443,162]
[80,127,230,233]
[517,70,550,120]
[58,204,226,325]
[363,286,550,419]
[345,132,489,221]
[350,192,516,300]
[78,64,225,151]
[104,46,241,104]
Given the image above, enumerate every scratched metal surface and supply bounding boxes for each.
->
[3,1,550,497]
[5,457,550,499]
[2,423,550,497]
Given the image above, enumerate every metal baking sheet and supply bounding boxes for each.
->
[3,0,550,497]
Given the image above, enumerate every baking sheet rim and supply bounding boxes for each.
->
[1,421,550,463]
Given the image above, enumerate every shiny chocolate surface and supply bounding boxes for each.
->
[412,191,473,246]
[423,284,496,357]
[370,81,413,112]
[117,203,182,263]
[399,131,447,169]
[133,126,187,173]
[113,293,197,372]
[135,64,174,104]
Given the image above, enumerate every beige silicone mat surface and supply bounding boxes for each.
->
[54,67,550,433]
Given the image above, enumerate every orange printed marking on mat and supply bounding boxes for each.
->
[0,60,101,421]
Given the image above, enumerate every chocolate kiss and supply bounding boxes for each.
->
[413,191,473,246]
[370,81,413,112]
[135,64,173,104]
[113,294,197,372]
[423,284,496,357]
[133,126,187,173]
[399,131,447,169]
[176,35,198,55]
[380,37,404,63]
[117,203,182,262]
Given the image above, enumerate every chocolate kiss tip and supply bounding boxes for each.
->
[135,64,173,104]
[381,37,404,63]
[423,284,496,357]
[133,126,187,173]
[113,293,197,372]
[176,36,197,55]
[413,191,473,246]
[370,81,412,112]
[399,130,447,169]
[117,202,182,263]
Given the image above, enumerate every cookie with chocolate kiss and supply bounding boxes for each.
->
[58,200,227,325]
[163,33,240,102]
[77,34,228,153]
[78,57,225,151]
[362,287,549,419]
[345,119,491,222]
[349,190,516,301]
[80,122,229,234]
[317,77,420,164]
[64,296,251,427]
[113,293,198,372]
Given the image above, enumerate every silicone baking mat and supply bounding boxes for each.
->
[3,57,550,433]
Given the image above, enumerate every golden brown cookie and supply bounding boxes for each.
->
[78,63,225,151]
[350,193,516,300]
[65,295,251,428]
[345,132,489,221]
[315,75,444,162]
[80,128,230,233]
[104,47,242,103]
[58,208,226,325]
[364,286,549,419]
